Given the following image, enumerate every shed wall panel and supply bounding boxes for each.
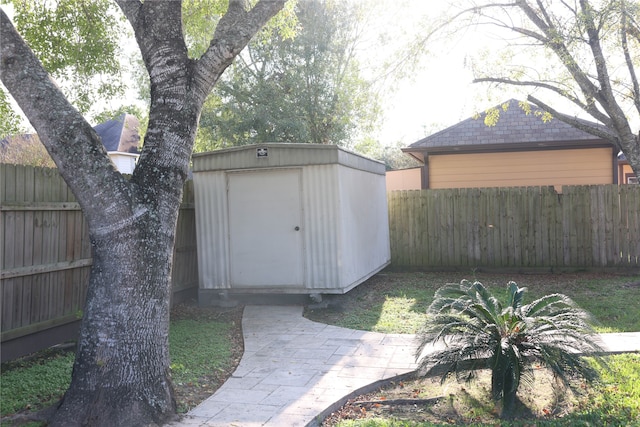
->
[194,171,230,289]
[338,165,391,288]
[302,165,340,289]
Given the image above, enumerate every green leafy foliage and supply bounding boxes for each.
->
[194,0,380,150]
[181,0,227,58]
[6,0,126,114]
[352,138,422,170]
[182,0,298,59]
[0,86,24,138]
[416,280,605,418]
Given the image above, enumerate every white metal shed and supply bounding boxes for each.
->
[192,143,390,302]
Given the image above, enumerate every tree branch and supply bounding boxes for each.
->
[473,76,612,125]
[578,1,617,108]
[116,0,188,81]
[463,0,639,176]
[516,0,602,107]
[0,8,130,229]
[114,0,141,28]
[527,95,619,145]
[575,0,638,145]
[193,0,286,100]
[620,5,640,115]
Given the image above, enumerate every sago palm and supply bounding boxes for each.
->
[415,280,605,418]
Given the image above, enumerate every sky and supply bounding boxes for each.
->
[375,44,482,145]
[2,0,500,147]
[1,1,597,148]
[354,0,520,146]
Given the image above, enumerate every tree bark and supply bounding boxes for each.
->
[1,1,285,425]
[51,214,179,426]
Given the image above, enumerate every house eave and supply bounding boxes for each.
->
[403,139,614,158]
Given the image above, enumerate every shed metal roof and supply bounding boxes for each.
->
[192,143,386,175]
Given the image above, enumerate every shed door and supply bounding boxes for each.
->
[227,169,304,287]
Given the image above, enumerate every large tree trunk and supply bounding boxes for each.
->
[1,1,285,424]
[51,208,179,425]
[48,71,203,426]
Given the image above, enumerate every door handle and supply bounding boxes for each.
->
[294,226,300,231]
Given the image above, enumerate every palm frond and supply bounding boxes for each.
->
[415,280,606,419]
[506,281,526,309]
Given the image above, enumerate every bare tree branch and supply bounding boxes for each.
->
[474,76,613,125]
[527,94,619,144]
[516,0,602,108]
[456,0,640,176]
[578,0,619,114]
[620,3,640,115]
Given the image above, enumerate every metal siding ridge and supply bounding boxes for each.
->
[192,143,385,175]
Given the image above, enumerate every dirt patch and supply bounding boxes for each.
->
[321,368,581,426]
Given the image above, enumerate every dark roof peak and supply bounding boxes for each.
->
[93,114,140,154]
[408,99,607,152]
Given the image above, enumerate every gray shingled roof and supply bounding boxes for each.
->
[93,113,140,154]
[406,99,610,158]
[1,114,141,154]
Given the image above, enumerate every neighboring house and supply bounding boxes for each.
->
[401,99,622,191]
[1,113,141,174]
[385,167,422,191]
[93,113,141,174]
[618,153,637,184]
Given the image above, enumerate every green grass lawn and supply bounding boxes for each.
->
[2,272,638,425]
[0,348,75,418]
[0,305,241,421]
[305,271,640,334]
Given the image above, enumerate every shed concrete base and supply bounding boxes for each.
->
[198,290,312,307]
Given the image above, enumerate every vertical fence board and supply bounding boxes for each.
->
[630,186,640,265]
[603,186,615,266]
[387,185,639,271]
[489,188,501,267]
[416,192,428,267]
[1,164,198,359]
[619,185,630,265]
[3,163,639,359]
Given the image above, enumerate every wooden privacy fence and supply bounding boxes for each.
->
[388,185,640,270]
[0,164,198,361]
